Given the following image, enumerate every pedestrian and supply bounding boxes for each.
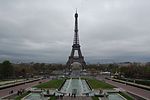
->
[11,90,13,94]
[17,91,20,95]
[69,93,70,96]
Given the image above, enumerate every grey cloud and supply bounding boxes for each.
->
[0,0,150,63]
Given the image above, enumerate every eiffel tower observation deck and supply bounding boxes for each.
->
[66,11,86,70]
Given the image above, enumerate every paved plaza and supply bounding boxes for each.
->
[105,79,150,100]
[0,79,49,98]
[57,96,92,100]
[0,75,149,100]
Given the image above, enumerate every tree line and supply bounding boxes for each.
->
[0,60,65,80]
[0,60,150,80]
[86,63,150,79]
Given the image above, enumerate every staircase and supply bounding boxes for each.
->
[56,96,92,100]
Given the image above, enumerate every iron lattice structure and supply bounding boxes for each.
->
[66,11,86,69]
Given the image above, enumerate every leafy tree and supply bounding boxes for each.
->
[0,60,14,79]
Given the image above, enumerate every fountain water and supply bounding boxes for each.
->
[59,78,92,96]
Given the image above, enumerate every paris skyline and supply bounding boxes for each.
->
[0,0,150,63]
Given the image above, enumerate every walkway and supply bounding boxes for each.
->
[111,78,150,90]
[0,79,49,98]
[57,96,92,100]
[105,79,150,100]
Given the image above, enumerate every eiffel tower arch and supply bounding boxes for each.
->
[66,11,86,70]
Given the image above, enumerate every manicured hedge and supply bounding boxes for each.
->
[117,78,150,86]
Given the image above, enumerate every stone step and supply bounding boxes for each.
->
[56,96,92,100]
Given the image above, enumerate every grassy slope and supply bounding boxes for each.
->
[91,96,99,100]
[34,79,65,89]
[15,92,29,100]
[119,92,134,100]
[49,96,56,100]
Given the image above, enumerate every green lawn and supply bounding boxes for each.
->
[34,79,65,89]
[91,96,99,100]
[49,96,56,100]
[86,78,115,89]
[15,92,29,100]
[119,92,134,100]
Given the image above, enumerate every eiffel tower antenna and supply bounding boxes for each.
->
[76,8,77,13]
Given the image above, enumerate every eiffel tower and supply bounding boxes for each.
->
[66,11,86,69]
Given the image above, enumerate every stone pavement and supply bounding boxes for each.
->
[105,79,150,100]
[57,96,92,100]
[0,79,49,98]
[111,78,150,90]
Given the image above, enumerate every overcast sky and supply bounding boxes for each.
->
[0,0,150,63]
